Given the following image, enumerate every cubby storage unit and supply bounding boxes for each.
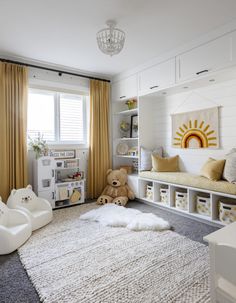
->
[139,177,236,226]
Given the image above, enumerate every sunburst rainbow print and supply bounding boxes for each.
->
[172,107,219,149]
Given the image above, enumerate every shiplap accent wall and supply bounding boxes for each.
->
[150,78,236,174]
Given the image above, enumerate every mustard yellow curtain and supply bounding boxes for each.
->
[88,80,111,199]
[0,62,28,201]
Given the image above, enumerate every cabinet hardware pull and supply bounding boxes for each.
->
[52,170,54,177]
[119,95,126,99]
[52,192,55,199]
[196,69,209,75]
[150,85,159,89]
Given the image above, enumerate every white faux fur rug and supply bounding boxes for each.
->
[18,203,210,303]
[80,204,170,231]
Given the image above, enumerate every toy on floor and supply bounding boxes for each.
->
[97,168,135,206]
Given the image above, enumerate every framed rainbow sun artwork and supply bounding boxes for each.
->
[171,107,219,149]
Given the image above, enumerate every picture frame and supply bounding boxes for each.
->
[130,115,138,138]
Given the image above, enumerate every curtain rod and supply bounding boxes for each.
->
[0,58,110,83]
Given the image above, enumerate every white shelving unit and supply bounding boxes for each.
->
[112,97,139,173]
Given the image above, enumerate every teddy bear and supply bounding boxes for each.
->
[97,168,135,206]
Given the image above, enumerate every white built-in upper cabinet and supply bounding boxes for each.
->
[176,34,234,82]
[112,74,137,101]
[138,58,175,95]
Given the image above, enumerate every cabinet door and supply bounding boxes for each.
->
[138,58,175,94]
[112,74,137,101]
[37,157,55,192]
[177,35,233,82]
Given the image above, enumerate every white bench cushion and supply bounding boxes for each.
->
[139,171,236,195]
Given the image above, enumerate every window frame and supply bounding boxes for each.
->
[28,88,88,146]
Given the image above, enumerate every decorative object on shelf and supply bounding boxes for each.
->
[146,184,154,201]
[130,114,138,138]
[128,146,138,157]
[116,142,129,155]
[160,188,169,204]
[126,99,137,110]
[97,168,135,206]
[196,194,211,216]
[50,149,76,159]
[175,190,188,210]
[132,159,139,173]
[119,165,133,174]
[172,107,219,149]
[219,199,236,224]
[97,20,125,56]
[28,133,49,159]
[119,120,130,137]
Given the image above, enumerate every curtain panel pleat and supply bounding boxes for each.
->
[0,62,28,202]
[88,80,111,199]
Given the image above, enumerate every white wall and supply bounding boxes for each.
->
[143,78,236,174]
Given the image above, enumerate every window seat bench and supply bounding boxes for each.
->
[138,171,236,226]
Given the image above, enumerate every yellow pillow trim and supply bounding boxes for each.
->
[200,158,225,181]
[151,155,180,172]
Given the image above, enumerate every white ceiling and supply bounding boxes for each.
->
[1,0,236,77]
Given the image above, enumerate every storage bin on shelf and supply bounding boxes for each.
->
[146,184,153,201]
[175,190,188,210]
[219,199,236,224]
[196,194,211,216]
[160,187,169,205]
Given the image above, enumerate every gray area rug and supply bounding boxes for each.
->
[18,203,210,303]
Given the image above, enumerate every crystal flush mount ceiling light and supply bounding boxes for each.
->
[97,20,125,56]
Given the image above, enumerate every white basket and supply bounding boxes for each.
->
[160,188,169,205]
[219,200,236,224]
[196,195,211,216]
[146,185,153,201]
[175,191,188,210]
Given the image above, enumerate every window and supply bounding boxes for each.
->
[28,89,88,145]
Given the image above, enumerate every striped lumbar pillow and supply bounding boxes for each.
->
[140,146,163,171]
[223,149,236,183]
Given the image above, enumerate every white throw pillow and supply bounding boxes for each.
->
[140,146,163,171]
[223,149,236,183]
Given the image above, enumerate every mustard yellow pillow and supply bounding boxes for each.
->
[151,155,180,172]
[200,158,225,181]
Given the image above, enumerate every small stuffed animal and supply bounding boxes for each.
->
[97,168,135,206]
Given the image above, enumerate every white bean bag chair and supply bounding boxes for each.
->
[0,197,32,255]
[7,185,53,231]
